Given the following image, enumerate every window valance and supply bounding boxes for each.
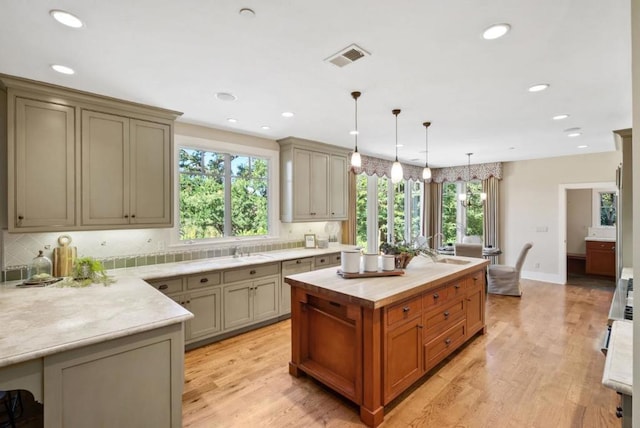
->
[350,153,502,182]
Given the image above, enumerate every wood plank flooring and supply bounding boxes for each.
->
[183,278,620,427]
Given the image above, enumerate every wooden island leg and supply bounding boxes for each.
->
[289,284,306,377]
[360,306,384,427]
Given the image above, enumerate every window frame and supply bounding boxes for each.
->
[592,188,618,228]
[441,180,483,244]
[172,134,280,246]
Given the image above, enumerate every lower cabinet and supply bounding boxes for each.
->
[585,240,616,277]
[223,276,279,330]
[183,287,222,341]
[465,273,485,336]
[384,312,423,401]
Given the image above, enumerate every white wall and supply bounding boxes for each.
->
[500,150,621,283]
[631,0,639,423]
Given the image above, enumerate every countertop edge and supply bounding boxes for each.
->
[602,320,633,396]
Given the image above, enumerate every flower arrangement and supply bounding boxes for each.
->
[59,257,114,287]
[379,238,438,269]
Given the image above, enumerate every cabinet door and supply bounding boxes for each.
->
[384,316,423,403]
[309,151,330,219]
[253,276,280,322]
[466,283,484,336]
[12,98,76,229]
[223,281,253,330]
[329,154,348,220]
[186,287,222,341]
[292,149,313,220]
[81,110,130,225]
[586,242,616,277]
[129,120,171,226]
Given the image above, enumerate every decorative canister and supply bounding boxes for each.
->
[363,253,379,272]
[340,250,361,273]
[382,255,396,271]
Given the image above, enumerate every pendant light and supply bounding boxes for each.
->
[422,121,432,180]
[390,109,403,184]
[458,153,487,208]
[350,91,362,168]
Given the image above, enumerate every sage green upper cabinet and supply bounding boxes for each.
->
[278,137,349,223]
[1,74,181,232]
[81,111,171,226]
[10,97,76,229]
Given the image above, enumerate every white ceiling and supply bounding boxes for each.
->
[0,0,632,167]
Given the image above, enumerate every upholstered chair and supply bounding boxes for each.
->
[454,243,483,258]
[462,235,483,244]
[487,242,533,296]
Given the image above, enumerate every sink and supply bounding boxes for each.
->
[437,258,471,265]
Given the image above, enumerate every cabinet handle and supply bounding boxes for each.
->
[18,215,24,220]
[320,259,325,263]
[124,214,129,218]
[186,300,191,304]
[445,338,452,346]
[444,311,450,318]
[331,212,335,215]
[296,260,302,264]
[329,301,341,307]
[433,293,440,299]
[131,214,136,218]
[200,278,209,283]
[158,284,168,290]
[612,246,615,251]
[336,256,341,261]
[454,284,461,289]
[417,324,423,329]
[250,269,256,275]
[402,306,410,313]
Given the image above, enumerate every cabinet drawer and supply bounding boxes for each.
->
[282,258,314,275]
[447,279,466,300]
[224,262,280,283]
[147,277,183,295]
[586,240,615,251]
[422,285,449,311]
[387,295,422,328]
[466,271,485,292]
[423,298,465,340]
[186,272,221,290]
[424,319,467,370]
[314,253,341,268]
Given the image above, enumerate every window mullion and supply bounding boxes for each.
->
[404,180,411,243]
[224,153,232,236]
[366,175,378,253]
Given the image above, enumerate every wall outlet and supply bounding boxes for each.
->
[534,262,540,269]
[157,240,165,251]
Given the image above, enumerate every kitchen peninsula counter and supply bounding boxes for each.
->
[0,276,193,427]
[286,255,489,427]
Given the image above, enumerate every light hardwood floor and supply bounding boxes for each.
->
[182,279,620,427]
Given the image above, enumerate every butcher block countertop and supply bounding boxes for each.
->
[285,255,489,309]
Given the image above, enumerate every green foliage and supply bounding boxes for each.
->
[442,181,484,243]
[179,149,269,239]
[64,257,112,287]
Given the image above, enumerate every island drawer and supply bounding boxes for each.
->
[424,319,467,371]
[386,295,422,327]
[147,277,183,295]
[423,298,465,340]
[187,272,221,290]
[314,253,341,268]
[224,262,280,283]
[465,272,485,291]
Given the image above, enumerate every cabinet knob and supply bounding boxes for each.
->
[331,212,335,215]
[336,256,341,261]
[250,269,256,275]
[17,215,24,220]
[320,258,325,263]
[612,246,615,251]
[417,324,423,329]
[158,284,168,290]
[131,214,136,218]
[445,338,452,346]
[616,410,623,418]
[296,260,302,264]
[200,278,209,283]
[433,293,440,299]
[402,306,410,313]
[124,214,129,218]
[186,300,191,304]
[454,284,461,289]
[444,311,450,318]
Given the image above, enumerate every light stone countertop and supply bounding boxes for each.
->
[0,276,193,369]
[285,255,489,309]
[0,245,356,369]
[108,245,357,281]
[602,320,633,396]
[584,236,616,242]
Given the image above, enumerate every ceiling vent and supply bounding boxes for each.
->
[325,44,370,68]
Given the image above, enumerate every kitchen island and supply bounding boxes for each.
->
[286,255,489,427]
[0,276,193,427]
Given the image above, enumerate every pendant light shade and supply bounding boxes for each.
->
[350,91,362,168]
[391,109,403,183]
[422,121,432,180]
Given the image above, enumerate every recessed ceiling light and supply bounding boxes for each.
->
[396,144,404,148]
[215,92,237,101]
[482,23,511,40]
[261,125,271,130]
[553,114,570,120]
[51,64,75,75]
[508,147,515,150]
[349,130,359,135]
[528,84,550,92]
[577,145,588,149]
[567,132,582,137]
[239,8,255,18]
[50,10,84,28]
[281,112,294,118]
[226,118,238,123]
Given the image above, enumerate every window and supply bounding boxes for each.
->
[593,189,617,227]
[178,147,270,241]
[356,173,424,253]
[441,181,483,244]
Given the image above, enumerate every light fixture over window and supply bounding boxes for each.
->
[391,109,403,184]
[350,91,362,168]
[458,153,486,208]
[422,121,432,180]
